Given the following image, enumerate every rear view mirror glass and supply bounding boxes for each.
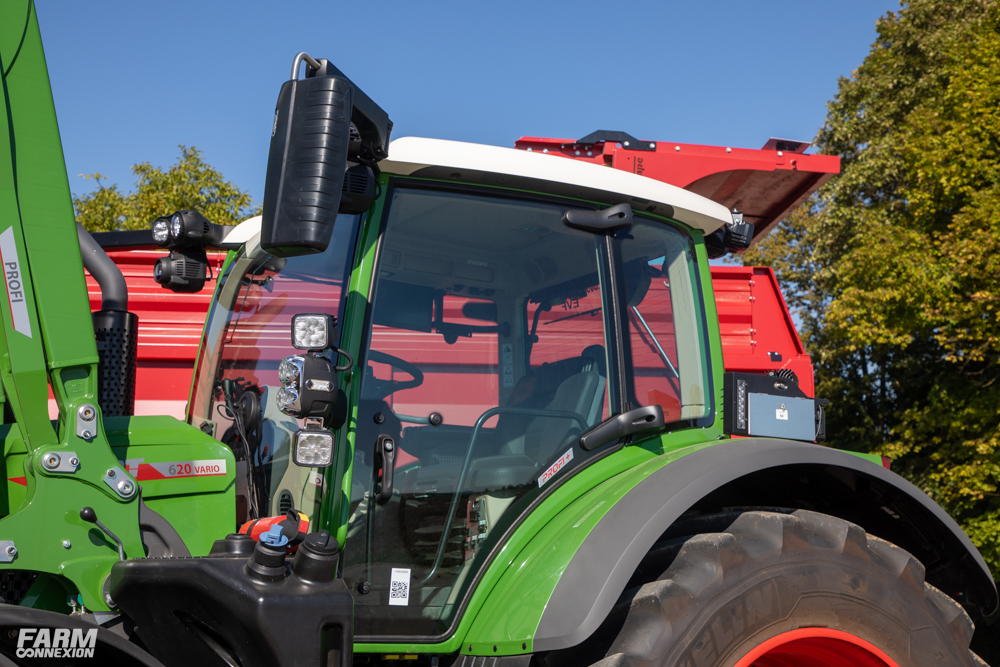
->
[372,281,435,332]
[462,301,498,322]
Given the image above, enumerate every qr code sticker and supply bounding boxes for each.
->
[389,567,410,606]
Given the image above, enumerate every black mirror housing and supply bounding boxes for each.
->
[260,74,353,257]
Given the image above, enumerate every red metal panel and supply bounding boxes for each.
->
[513,136,839,241]
[82,247,226,417]
[709,266,814,397]
[88,252,814,416]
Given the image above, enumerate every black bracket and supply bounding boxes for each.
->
[576,130,657,151]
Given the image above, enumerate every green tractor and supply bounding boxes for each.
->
[0,3,995,666]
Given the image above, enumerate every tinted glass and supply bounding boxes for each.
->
[344,188,614,636]
[618,218,710,422]
[189,215,361,524]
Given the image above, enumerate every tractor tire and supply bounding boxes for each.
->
[539,509,984,667]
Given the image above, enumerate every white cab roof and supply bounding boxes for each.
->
[223,215,261,245]
[381,137,732,233]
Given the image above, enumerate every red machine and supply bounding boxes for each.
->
[75,134,837,418]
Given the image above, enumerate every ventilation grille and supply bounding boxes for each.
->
[343,169,370,195]
[278,490,294,515]
[1,571,39,605]
[93,311,138,417]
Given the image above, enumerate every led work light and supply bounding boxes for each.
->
[293,426,335,467]
[292,313,334,350]
[152,216,171,245]
[152,210,228,249]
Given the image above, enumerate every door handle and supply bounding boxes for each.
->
[373,434,396,505]
[579,404,665,451]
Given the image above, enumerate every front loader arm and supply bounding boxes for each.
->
[0,0,143,611]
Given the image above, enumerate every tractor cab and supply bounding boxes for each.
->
[186,128,733,637]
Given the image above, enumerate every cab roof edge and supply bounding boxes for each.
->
[381,137,733,234]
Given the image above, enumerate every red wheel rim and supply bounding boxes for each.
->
[732,628,902,667]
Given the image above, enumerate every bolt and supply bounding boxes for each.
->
[675,145,680,151]
[574,150,580,155]
[43,453,60,470]
[5,545,15,557]
[727,147,732,153]
[542,148,548,153]
[385,441,394,452]
[79,406,95,421]
[373,412,385,424]
[357,581,371,595]
[493,645,498,653]
[522,643,527,650]
[778,151,784,157]
[118,480,135,496]
[81,430,93,439]
[69,457,79,467]
[62,540,72,549]
[649,143,655,149]
[526,147,532,152]
[7,629,16,639]
[106,468,116,479]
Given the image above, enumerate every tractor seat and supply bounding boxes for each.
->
[495,345,607,464]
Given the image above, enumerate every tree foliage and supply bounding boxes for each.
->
[742,0,1000,650]
[73,145,258,232]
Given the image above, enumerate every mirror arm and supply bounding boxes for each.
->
[579,405,666,451]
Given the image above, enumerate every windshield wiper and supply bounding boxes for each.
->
[631,305,681,392]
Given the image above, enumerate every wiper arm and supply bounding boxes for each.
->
[631,305,681,390]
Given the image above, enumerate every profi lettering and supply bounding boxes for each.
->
[5,261,23,302]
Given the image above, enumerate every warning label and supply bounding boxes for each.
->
[501,343,514,388]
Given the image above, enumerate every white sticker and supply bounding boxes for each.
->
[538,448,574,488]
[776,409,789,421]
[0,227,32,338]
[389,567,411,606]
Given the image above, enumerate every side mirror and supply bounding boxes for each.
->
[260,53,392,257]
[260,57,353,257]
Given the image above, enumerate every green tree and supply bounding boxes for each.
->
[741,0,1000,656]
[73,145,259,232]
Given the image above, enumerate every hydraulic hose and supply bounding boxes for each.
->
[77,222,128,312]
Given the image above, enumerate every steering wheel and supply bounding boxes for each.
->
[364,350,425,400]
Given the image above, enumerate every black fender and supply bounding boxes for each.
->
[533,438,997,651]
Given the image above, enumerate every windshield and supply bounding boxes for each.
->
[189,214,361,525]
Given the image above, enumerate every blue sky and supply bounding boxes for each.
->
[37,1,899,205]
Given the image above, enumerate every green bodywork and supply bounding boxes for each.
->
[0,1,234,612]
[0,1,889,660]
